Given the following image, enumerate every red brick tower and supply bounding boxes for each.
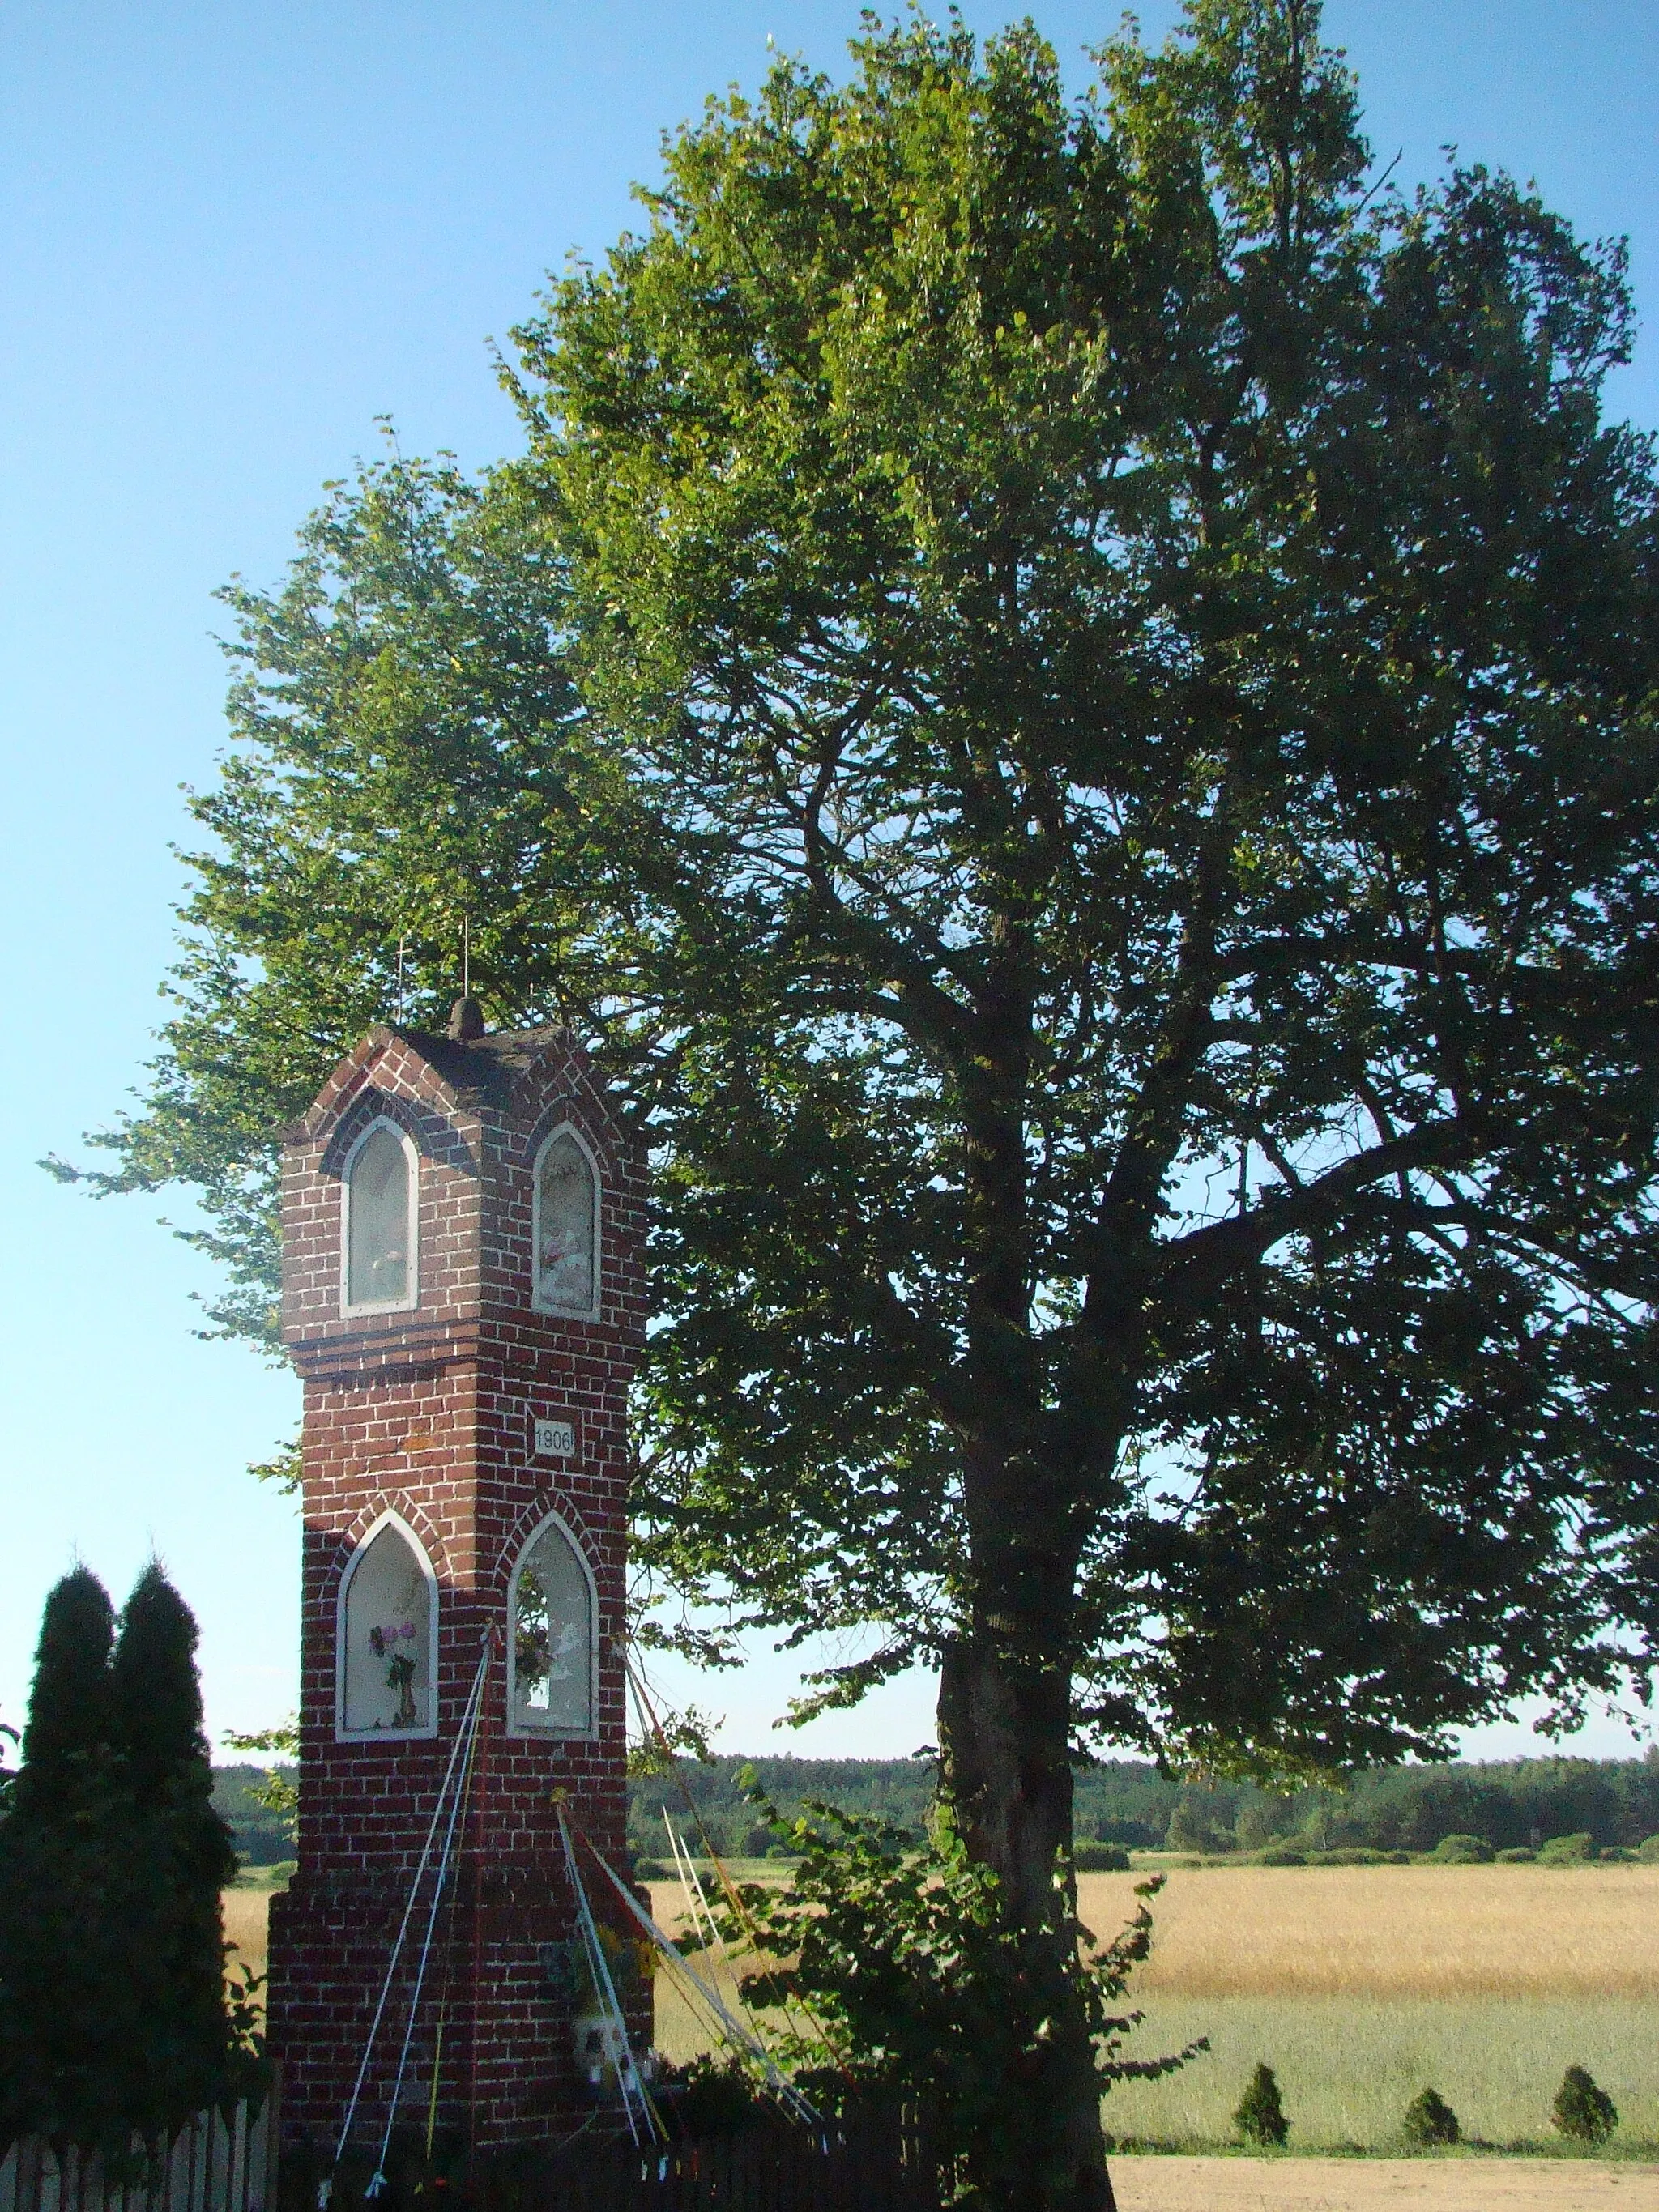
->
[267,1008,644,2154]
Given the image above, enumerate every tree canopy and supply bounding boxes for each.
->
[82,0,1659,1771]
[64,8,1659,2197]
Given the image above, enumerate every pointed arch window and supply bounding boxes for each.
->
[337,1513,437,1740]
[343,1119,418,1315]
[507,1512,597,1738]
[532,1126,599,1318]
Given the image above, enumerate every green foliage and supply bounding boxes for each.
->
[0,1568,254,2150]
[112,1568,245,2129]
[71,0,1659,1792]
[220,1720,301,1851]
[1430,1833,1493,1864]
[1073,1841,1132,1872]
[716,1789,1203,2203]
[1495,1847,1536,1863]
[1539,1831,1597,1865]
[1553,2063,1618,2142]
[1256,1845,1307,1866]
[1637,1835,1659,1863]
[59,3,1659,2193]
[15,1567,117,1805]
[1401,2086,1461,2146]
[1233,2061,1289,2146]
[0,1572,132,2149]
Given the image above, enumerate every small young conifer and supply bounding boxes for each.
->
[1402,2086,1461,2146]
[111,1565,242,2129]
[1233,2062,1289,2147]
[0,1569,130,2148]
[1553,2065,1618,2143]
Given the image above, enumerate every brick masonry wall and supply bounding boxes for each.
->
[268,1025,648,2153]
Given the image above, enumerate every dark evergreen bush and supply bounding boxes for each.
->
[1495,1847,1536,1862]
[1553,2065,1618,2142]
[0,1569,130,2148]
[0,1565,251,2152]
[1402,2086,1461,2146]
[112,1565,245,2129]
[1256,1845,1307,1866]
[1234,2063,1289,2146]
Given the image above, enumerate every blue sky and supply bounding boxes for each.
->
[2,0,1656,1765]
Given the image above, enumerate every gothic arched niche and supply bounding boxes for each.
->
[343,1117,418,1314]
[338,1513,437,1739]
[507,1512,596,1738]
[531,1125,599,1318]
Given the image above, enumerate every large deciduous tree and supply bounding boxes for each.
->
[68,5,1659,2203]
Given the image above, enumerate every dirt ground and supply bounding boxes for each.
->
[1109,2156,1659,2211]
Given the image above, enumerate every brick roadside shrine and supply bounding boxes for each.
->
[267,1000,646,2153]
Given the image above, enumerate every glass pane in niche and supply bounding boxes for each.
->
[348,1124,412,1306]
[536,1134,595,1313]
[510,1520,593,1733]
[341,1520,433,1734]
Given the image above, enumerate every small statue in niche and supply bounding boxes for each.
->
[369,1620,419,1728]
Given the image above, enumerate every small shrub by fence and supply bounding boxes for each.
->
[0,2091,279,2212]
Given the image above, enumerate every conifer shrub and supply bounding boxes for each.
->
[1401,2086,1461,2146]
[1256,1844,1306,1866]
[112,1566,245,2128]
[1233,2063,1289,2146]
[1553,2065,1618,2142]
[1495,1846,1536,1861]
[0,1564,254,2152]
[1636,1835,1659,1863]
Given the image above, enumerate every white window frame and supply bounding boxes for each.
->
[335,1507,441,1743]
[505,1507,600,1742]
[339,1115,420,1318]
[530,1122,602,1320]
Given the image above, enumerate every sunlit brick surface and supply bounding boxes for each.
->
[267,1023,643,2154]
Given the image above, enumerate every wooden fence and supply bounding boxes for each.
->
[474,2112,941,2212]
[0,2092,279,2212]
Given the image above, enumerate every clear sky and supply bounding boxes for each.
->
[2,0,1656,1767]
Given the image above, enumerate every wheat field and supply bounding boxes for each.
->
[1077,1865,1659,2001]
[224,1865,1659,2150]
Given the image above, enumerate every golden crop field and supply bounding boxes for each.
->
[1077,1865,1659,2001]
[640,1865,1659,2150]
[224,1865,1659,2151]
[222,1884,271,1984]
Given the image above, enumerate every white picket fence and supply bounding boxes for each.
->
[0,2087,279,2212]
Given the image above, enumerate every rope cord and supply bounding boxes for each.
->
[331,1641,493,2177]
[464,1632,497,2151]
[663,1813,772,2055]
[562,1806,822,2129]
[368,1642,493,2192]
[555,1805,661,2146]
[423,1667,488,2161]
[625,1654,850,2073]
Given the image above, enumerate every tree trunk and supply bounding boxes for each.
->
[938,1634,1117,2212]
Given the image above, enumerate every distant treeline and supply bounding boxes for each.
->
[211,1750,1659,1867]
[621,1753,1659,1862]
[211,1766,294,1865]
